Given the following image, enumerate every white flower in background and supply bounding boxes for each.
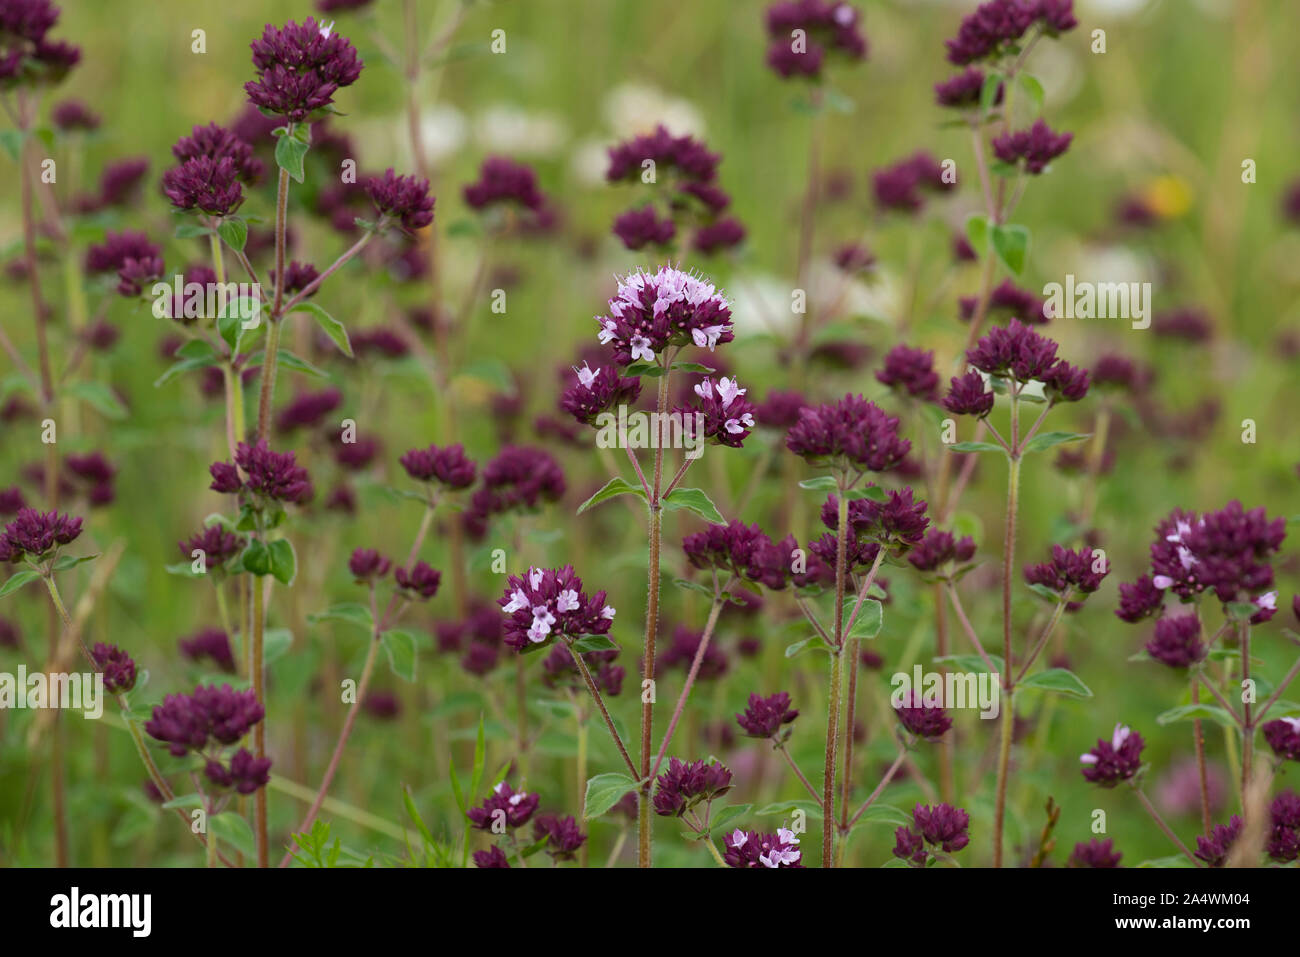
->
[602,82,705,139]
[474,104,567,157]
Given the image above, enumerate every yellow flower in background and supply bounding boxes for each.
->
[1142,175,1193,219]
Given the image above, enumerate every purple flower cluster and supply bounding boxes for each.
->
[595,266,733,367]
[1262,717,1300,762]
[1069,838,1122,868]
[682,520,786,591]
[606,125,719,184]
[162,155,243,217]
[532,814,586,861]
[145,684,265,757]
[395,561,440,600]
[497,565,614,651]
[876,344,939,400]
[365,168,435,233]
[908,529,977,576]
[179,628,237,673]
[1080,723,1144,787]
[178,525,245,572]
[1023,545,1109,599]
[873,152,952,212]
[764,1,866,79]
[85,230,164,298]
[91,643,137,694]
[463,156,544,211]
[967,319,1089,400]
[736,691,799,738]
[675,376,757,448]
[348,547,391,582]
[1144,615,1205,669]
[1194,815,1242,867]
[894,803,970,865]
[400,443,477,489]
[1118,503,1286,618]
[466,782,539,830]
[244,18,363,122]
[942,370,995,417]
[464,446,565,537]
[961,278,1051,325]
[0,507,83,562]
[210,440,312,504]
[723,827,803,868]
[935,67,1000,109]
[560,362,642,427]
[992,119,1073,175]
[811,489,930,573]
[652,757,733,816]
[611,206,676,251]
[542,644,624,695]
[203,747,271,794]
[0,0,80,87]
[785,394,910,472]
[944,0,1076,66]
[1268,791,1300,862]
[894,690,953,740]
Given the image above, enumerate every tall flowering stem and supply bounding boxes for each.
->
[638,370,671,868]
[838,547,887,837]
[822,487,850,867]
[650,585,730,779]
[992,388,1022,868]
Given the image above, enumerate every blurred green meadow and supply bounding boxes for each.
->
[2,0,1300,867]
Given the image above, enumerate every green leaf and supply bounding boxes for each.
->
[161,793,203,810]
[949,441,1005,454]
[65,382,127,419]
[0,569,40,599]
[1018,668,1093,698]
[785,636,832,658]
[704,803,752,836]
[979,71,1004,115]
[1022,431,1091,454]
[381,629,418,681]
[154,356,220,388]
[209,812,256,857]
[1155,703,1236,729]
[309,602,374,631]
[289,302,352,357]
[661,487,724,524]
[267,539,297,586]
[571,634,619,653]
[843,597,884,639]
[274,134,309,184]
[263,628,293,666]
[990,223,1030,276]
[755,799,823,822]
[824,88,855,114]
[576,477,646,515]
[1018,73,1045,115]
[271,349,330,379]
[673,578,714,596]
[933,653,1004,674]
[216,217,247,253]
[175,339,219,361]
[174,222,214,239]
[1027,582,1063,603]
[850,803,911,829]
[51,553,98,571]
[583,772,638,820]
[798,476,838,491]
[670,361,715,374]
[241,540,271,576]
[623,362,667,378]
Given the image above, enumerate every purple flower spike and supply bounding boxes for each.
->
[467,781,539,830]
[785,394,910,473]
[497,565,614,651]
[91,643,137,694]
[723,827,803,868]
